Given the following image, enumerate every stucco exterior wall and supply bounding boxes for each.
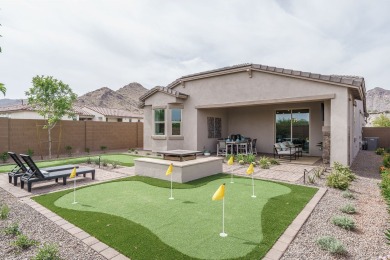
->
[143,70,361,165]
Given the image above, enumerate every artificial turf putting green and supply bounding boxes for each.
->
[34,175,318,260]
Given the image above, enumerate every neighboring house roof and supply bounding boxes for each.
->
[72,106,95,117]
[84,106,143,118]
[0,104,34,112]
[139,63,367,110]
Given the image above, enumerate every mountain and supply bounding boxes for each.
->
[75,82,148,114]
[366,87,390,126]
[0,99,26,107]
[366,87,390,113]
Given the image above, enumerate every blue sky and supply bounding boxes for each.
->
[1,0,389,99]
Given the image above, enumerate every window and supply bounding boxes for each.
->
[154,109,165,135]
[207,117,222,138]
[171,109,182,135]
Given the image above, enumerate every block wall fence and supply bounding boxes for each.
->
[362,127,390,148]
[0,118,143,157]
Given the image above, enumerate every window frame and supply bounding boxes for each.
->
[171,108,182,136]
[154,108,166,135]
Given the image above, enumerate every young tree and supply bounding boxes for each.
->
[372,114,390,127]
[0,83,5,96]
[25,76,77,158]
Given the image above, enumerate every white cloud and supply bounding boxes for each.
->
[0,0,390,99]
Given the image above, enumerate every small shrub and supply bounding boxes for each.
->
[129,148,135,153]
[332,215,356,230]
[340,204,356,214]
[27,148,34,157]
[314,166,326,178]
[100,146,107,153]
[333,162,356,181]
[236,153,245,163]
[342,190,355,199]
[146,152,151,156]
[238,160,245,165]
[259,156,270,169]
[326,172,350,190]
[111,161,118,168]
[246,154,256,164]
[102,160,108,167]
[316,236,346,254]
[376,148,385,155]
[1,151,9,163]
[0,204,10,219]
[11,234,38,250]
[94,158,100,165]
[65,145,72,157]
[4,223,21,236]
[308,174,316,184]
[86,157,92,164]
[269,158,280,165]
[384,154,390,168]
[85,148,90,154]
[32,243,61,260]
[135,151,138,154]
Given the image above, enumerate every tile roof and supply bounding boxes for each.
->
[139,86,189,103]
[84,106,143,118]
[0,104,34,112]
[72,106,95,117]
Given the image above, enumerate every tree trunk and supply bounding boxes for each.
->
[48,127,52,159]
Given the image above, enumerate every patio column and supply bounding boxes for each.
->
[322,100,331,164]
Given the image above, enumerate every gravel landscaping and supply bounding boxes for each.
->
[0,188,105,260]
[282,150,390,259]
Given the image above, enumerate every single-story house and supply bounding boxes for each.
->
[0,104,81,120]
[139,63,367,166]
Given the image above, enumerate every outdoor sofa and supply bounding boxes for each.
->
[19,154,95,192]
[273,143,297,161]
[7,152,78,186]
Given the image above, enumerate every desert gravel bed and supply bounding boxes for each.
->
[0,188,105,260]
[282,151,390,259]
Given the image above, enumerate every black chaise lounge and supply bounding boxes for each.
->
[7,152,79,186]
[19,154,95,192]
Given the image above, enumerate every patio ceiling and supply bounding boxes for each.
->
[195,94,335,109]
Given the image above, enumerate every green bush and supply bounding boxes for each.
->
[333,162,356,181]
[259,156,270,169]
[102,160,108,167]
[269,158,280,165]
[111,161,117,169]
[11,234,38,250]
[245,154,256,164]
[340,204,356,214]
[384,154,390,168]
[0,204,10,219]
[32,243,61,260]
[94,158,100,165]
[1,151,9,163]
[376,148,385,155]
[86,157,92,164]
[332,215,356,230]
[342,190,355,199]
[235,153,245,163]
[27,148,34,157]
[100,146,107,153]
[4,223,21,236]
[65,145,72,157]
[238,160,245,165]
[85,147,90,154]
[316,236,346,254]
[326,172,350,190]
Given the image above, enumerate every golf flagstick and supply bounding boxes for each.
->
[69,167,78,204]
[246,163,256,198]
[227,156,234,183]
[166,163,174,200]
[212,183,227,237]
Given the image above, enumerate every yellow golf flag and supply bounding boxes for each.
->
[69,167,77,178]
[246,163,254,175]
[166,163,173,176]
[227,156,234,165]
[212,184,225,201]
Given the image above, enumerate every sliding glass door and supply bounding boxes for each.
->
[275,109,310,153]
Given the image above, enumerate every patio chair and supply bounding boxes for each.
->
[7,152,78,186]
[284,141,303,157]
[274,143,296,161]
[216,140,227,156]
[250,139,258,155]
[19,154,95,192]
